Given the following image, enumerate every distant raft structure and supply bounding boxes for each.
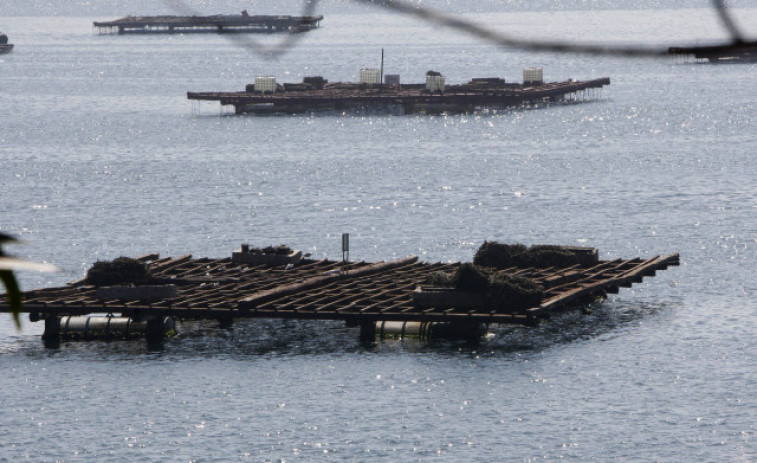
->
[188,68,610,115]
[0,32,13,54]
[669,40,757,63]
[93,11,323,35]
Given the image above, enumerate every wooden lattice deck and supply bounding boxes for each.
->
[188,78,610,115]
[6,251,679,331]
[93,13,323,35]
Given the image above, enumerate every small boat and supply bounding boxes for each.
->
[0,32,13,54]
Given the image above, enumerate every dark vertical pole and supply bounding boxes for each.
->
[145,317,165,343]
[380,48,384,87]
[42,316,61,348]
[342,233,349,271]
[359,321,376,343]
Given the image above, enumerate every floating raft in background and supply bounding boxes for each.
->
[1,246,679,343]
[0,32,13,54]
[188,76,610,115]
[669,40,757,63]
[93,13,323,35]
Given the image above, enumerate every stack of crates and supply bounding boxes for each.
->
[360,69,381,85]
[523,67,544,85]
[255,76,277,93]
[425,74,445,92]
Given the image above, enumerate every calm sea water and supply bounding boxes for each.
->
[1,3,756,462]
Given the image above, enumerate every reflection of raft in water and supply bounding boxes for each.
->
[188,69,611,115]
[0,32,13,54]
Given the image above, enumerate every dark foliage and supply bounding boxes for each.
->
[473,241,579,269]
[473,242,527,268]
[451,263,491,293]
[426,270,454,287]
[0,269,22,327]
[486,276,544,312]
[86,257,151,286]
[259,245,293,255]
[425,262,545,313]
[527,245,580,268]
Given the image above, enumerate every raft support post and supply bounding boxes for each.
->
[359,320,376,342]
[42,316,61,347]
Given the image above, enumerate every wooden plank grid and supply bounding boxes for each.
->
[188,78,611,115]
[3,253,679,326]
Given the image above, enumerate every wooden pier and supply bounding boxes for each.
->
[1,245,678,344]
[187,76,611,115]
[93,13,323,35]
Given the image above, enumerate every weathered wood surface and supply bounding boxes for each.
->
[94,14,323,34]
[1,251,678,326]
[188,78,611,114]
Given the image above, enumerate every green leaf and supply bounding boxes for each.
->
[0,269,23,329]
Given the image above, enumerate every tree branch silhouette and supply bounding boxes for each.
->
[164,0,749,60]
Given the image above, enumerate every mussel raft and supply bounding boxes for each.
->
[0,32,13,54]
[669,40,757,63]
[0,243,679,344]
[93,12,323,35]
[188,72,611,115]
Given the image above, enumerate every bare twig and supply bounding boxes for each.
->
[356,0,668,57]
[165,0,748,59]
[712,0,745,43]
[162,0,320,58]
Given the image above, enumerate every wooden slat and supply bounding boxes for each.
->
[532,254,679,315]
[150,255,193,273]
[238,257,418,310]
[3,253,679,328]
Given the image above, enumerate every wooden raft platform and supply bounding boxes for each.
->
[4,251,679,330]
[187,77,611,115]
[93,13,323,35]
[0,31,13,54]
[669,40,757,63]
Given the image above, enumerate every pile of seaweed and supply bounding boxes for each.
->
[241,244,293,255]
[422,241,582,312]
[473,241,580,269]
[86,257,152,286]
[427,263,544,312]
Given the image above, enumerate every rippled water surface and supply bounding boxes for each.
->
[1,3,756,462]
